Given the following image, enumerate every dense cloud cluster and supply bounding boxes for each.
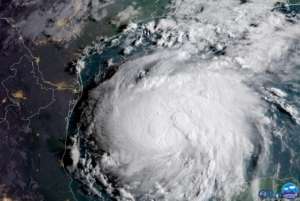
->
[0,0,114,43]
[69,0,300,200]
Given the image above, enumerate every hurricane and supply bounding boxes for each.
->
[66,0,300,201]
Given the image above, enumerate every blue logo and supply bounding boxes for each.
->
[281,182,299,199]
[258,182,300,200]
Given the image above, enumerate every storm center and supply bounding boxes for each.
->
[91,52,268,201]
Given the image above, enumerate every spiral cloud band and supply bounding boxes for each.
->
[91,51,269,200]
[71,0,300,200]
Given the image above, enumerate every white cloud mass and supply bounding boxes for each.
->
[75,0,300,200]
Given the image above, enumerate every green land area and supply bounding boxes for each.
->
[258,177,300,192]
